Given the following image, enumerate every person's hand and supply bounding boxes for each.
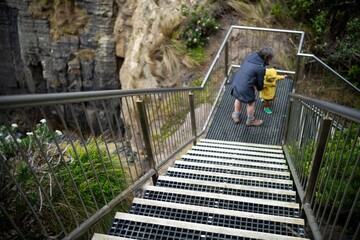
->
[284,74,288,78]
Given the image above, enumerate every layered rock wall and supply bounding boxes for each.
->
[1,0,120,95]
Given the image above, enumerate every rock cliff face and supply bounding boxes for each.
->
[1,0,120,95]
[0,0,200,95]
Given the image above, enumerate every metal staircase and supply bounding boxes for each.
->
[92,138,309,240]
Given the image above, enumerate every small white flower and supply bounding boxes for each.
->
[26,132,34,136]
[5,135,11,142]
[11,123,18,128]
[193,38,197,43]
[40,119,46,124]
[16,139,21,143]
[55,130,62,136]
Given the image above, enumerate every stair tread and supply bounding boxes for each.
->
[167,167,293,185]
[131,198,303,225]
[92,233,135,240]
[182,154,288,170]
[111,213,309,240]
[144,186,299,209]
[174,160,290,177]
[200,139,283,149]
[187,150,286,164]
[157,175,296,196]
[197,141,284,153]
[192,145,285,158]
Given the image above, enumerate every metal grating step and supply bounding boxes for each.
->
[143,186,299,217]
[199,139,283,149]
[205,80,293,145]
[157,176,296,202]
[109,213,308,240]
[187,149,286,165]
[166,168,293,190]
[181,154,288,171]
[173,160,290,180]
[196,142,284,154]
[191,146,285,159]
[128,198,305,236]
[92,233,135,239]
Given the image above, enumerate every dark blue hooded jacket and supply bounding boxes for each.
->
[231,51,266,103]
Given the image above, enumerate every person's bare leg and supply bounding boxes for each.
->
[246,101,255,117]
[234,99,241,113]
[246,101,263,126]
[232,99,241,123]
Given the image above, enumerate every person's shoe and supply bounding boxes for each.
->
[246,118,263,126]
[264,107,272,114]
[231,112,240,124]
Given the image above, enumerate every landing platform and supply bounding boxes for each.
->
[206,78,293,145]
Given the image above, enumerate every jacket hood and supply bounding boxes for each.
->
[265,68,282,80]
[247,52,264,65]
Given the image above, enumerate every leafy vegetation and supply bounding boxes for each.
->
[286,123,360,232]
[0,120,130,239]
[180,4,220,49]
[285,0,360,87]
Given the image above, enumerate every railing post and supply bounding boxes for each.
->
[303,116,332,204]
[225,41,229,77]
[294,55,301,91]
[189,93,197,145]
[282,96,294,145]
[136,98,158,184]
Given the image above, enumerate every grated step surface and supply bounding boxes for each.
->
[205,80,293,145]
[96,140,308,239]
[156,176,296,202]
[143,186,299,217]
[173,160,290,179]
[166,167,293,190]
[181,154,289,171]
[128,198,305,236]
[186,149,286,165]
[108,213,308,240]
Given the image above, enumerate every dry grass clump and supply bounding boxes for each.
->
[28,0,89,41]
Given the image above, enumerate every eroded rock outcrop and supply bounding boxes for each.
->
[1,0,120,94]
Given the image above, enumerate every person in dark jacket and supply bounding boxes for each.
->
[230,47,274,126]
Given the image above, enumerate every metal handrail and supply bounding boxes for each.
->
[297,53,360,93]
[289,93,360,122]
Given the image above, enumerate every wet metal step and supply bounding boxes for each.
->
[157,176,296,202]
[199,139,283,150]
[143,186,299,217]
[92,233,135,240]
[191,145,285,159]
[181,154,288,171]
[129,198,305,236]
[187,149,286,165]
[109,213,308,240]
[173,160,290,179]
[196,141,284,154]
[166,167,293,190]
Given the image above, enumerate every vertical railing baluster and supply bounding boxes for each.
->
[136,98,158,184]
[189,93,197,145]
[303,115,332,204]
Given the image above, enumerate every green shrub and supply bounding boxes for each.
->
[0,120,128,239]
[180,5,220,49]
